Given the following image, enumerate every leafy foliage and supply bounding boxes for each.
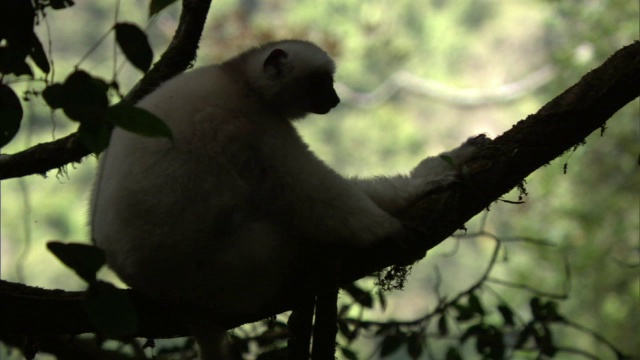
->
[0,1,167,153]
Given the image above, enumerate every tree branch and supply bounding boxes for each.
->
[335,65,556,108]
[1,41,638,340]
[0,0,213,180]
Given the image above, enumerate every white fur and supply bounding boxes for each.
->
[91,40,484,358]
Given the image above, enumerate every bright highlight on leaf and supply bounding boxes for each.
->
[0,85,23,148]
[115,23,153,73]
[47,242,106,284]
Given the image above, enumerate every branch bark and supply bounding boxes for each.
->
[1,41,638,340]
[0,0,213,180]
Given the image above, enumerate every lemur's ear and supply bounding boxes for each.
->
[264,48,289,75]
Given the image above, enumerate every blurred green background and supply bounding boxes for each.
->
[1,0,638,359]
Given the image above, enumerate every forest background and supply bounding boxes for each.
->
[0,0,638,359]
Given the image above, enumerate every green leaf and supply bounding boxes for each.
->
[0,84,23,148]
[83,281,138,337]
[47,242,106,283]
[343,283,373,308]
[107,104,173,141]
[62,70,109,123]
[115,23,153,73]
[78,121,113,154]
[380,334,404,357]
[149,0,178,17]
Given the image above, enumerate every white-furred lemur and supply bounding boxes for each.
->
[91,40,488,358]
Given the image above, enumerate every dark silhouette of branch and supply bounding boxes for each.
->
[0,41,638,341]
[0,0,213,181]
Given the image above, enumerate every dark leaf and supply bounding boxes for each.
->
[407,333,423,359]
[29,33,49,74]
[46,242,106,283]
[529,297,542,320]
[475,325,504,359]
[533,324,557,357]
[380,334,404,357]
[460,324,483,344]
[468,293,485,317]
[343,283,373,308]
[83,281,138,337]
[438,315,449,336]
[497,304,514,326]
[616,350,632,360]
[42,84,65,109]
[445,347,462,360]
[149,0,178,17]
[78,121,113,154]
[338,320,357,342]
[544,300,565,322]
[50,0,75,9]
[340,347,358,360]
[62,70,109,123]
[107,104,173,141]
[0,48,33,76]
[378,292,387,311]
[338,303,351,317]
[0,84,23,147]
[454,303,475,322]
[0,0,34,53]
[514,322,534,349]
[114,23,153,73]
[256,347,288,360]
